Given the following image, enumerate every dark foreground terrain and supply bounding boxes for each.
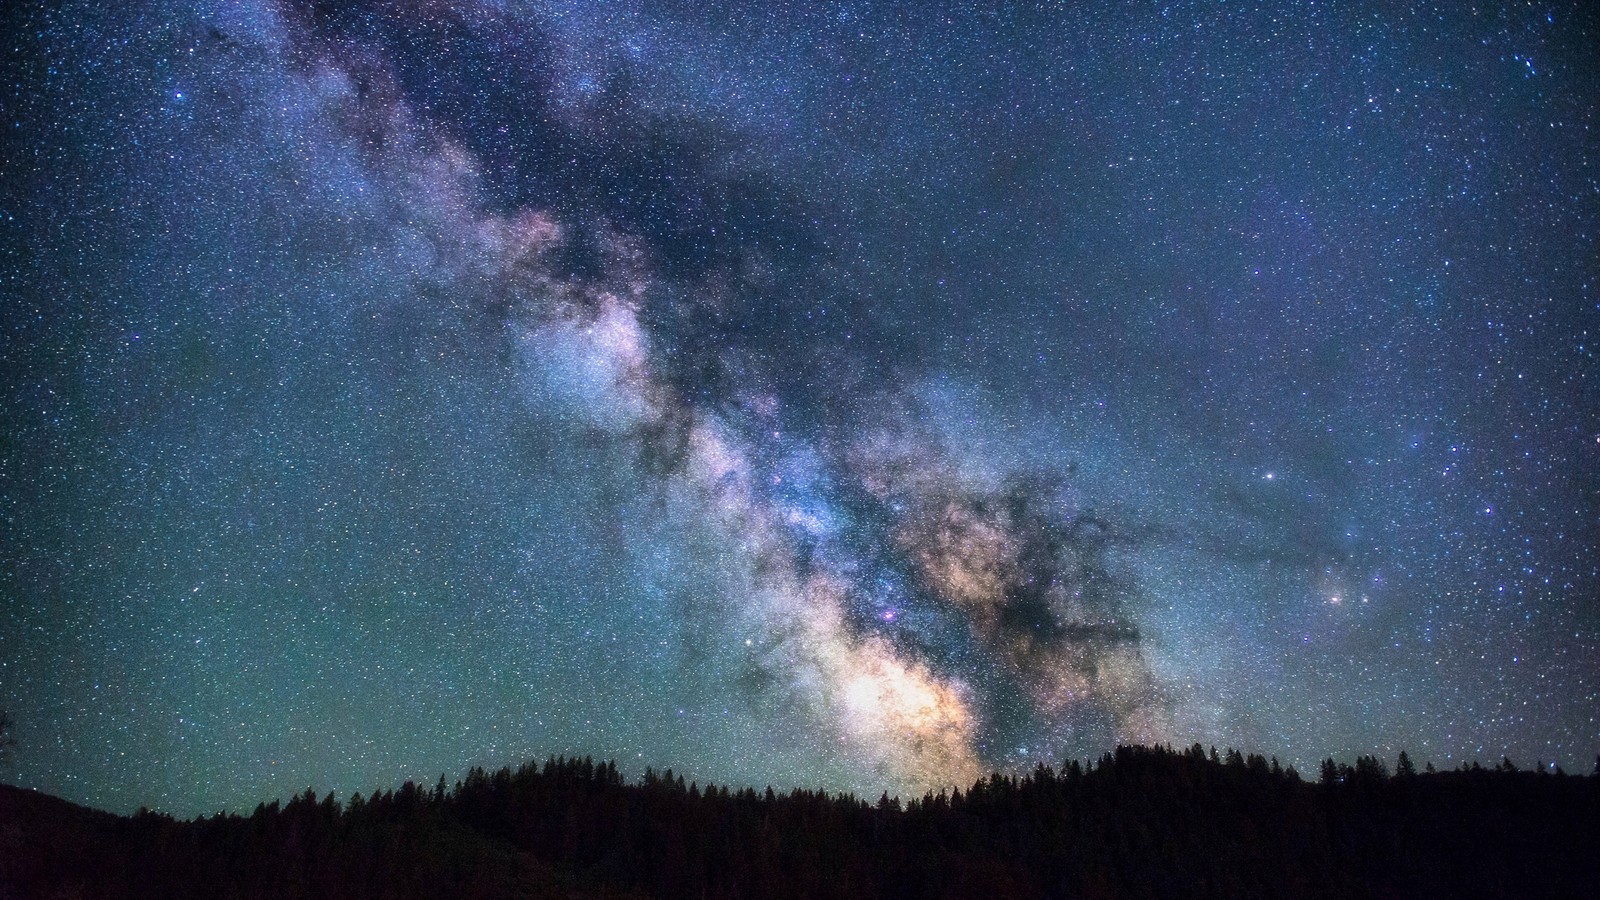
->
[2,744,1596,899]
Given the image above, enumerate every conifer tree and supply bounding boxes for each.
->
[1320,757,1340,786]
[1396,751,1416,778]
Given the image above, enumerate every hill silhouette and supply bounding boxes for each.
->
[2,744,1597,898]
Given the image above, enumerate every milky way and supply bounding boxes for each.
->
[3,0,1597,815]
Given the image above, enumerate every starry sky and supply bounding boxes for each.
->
[3,0,1597,816]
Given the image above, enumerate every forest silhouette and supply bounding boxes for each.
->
[2,743,1597,898]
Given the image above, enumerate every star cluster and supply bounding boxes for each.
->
[2,0,1596,815]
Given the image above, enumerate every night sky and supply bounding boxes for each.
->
[3,0,1597,817]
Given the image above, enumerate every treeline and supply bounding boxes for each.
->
[2,744,1597,898]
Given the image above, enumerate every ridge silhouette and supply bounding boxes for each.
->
[2,743,1597,898]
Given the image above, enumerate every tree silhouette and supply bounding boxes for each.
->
[1319,757,1340,786]
[1396,750,1416,778]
